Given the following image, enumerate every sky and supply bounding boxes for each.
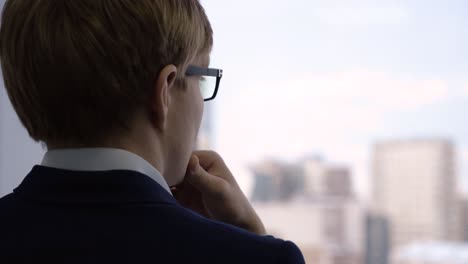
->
[201,0,468,199]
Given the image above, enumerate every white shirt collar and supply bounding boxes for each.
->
[41,148,172,196]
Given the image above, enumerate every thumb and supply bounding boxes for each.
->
[187,155,224,194]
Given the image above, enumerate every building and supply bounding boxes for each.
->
[325,167,352,197]
[250,156,354,202]
[254,201,364,264]
[372,139,461,248]
[300,247,333,264]
[250,156,362,263]
[250,160,304,202]
[462,198,468,241]
[250,160,283,202]
[303,157,353,198]
[365,213,390,264]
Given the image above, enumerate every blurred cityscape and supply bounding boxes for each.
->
[247,139,468,264]
[199,115,468,263]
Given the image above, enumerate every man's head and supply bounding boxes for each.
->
[0,0,213,185]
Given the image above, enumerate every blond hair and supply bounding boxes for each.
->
[0,0,213,145]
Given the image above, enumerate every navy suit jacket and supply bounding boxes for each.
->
[0,166,305,263]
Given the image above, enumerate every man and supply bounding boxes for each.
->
[0,0,305,263]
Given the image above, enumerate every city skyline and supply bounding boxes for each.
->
[246,138,466,264]
[250,156,363,264]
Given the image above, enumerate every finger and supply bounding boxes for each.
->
[187,154,200,174]
[187,155,225,195]
[191,150,226,170]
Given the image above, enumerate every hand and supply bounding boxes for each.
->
[171,151,266,235]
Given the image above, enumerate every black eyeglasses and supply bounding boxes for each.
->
[186,65,223,101]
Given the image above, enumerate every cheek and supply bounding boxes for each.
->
[189,81,205,132]
[165,86,204,185]
[196,97,204,129]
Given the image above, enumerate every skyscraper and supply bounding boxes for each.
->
[365,213,390,264]
[372,139,461,248]
[250,160,304,202]
[324,167,352,197]
[462,197,468,241]
[303,157,353,198]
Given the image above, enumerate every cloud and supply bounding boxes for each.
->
[215,68,451,198]
[286,69,450,111]
[314,3,410,27]
[227,68,449,122]
[216,68,450,159]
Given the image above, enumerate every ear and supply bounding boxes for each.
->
[151,64,178,131]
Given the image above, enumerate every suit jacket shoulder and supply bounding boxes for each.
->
[0,166,305,264]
